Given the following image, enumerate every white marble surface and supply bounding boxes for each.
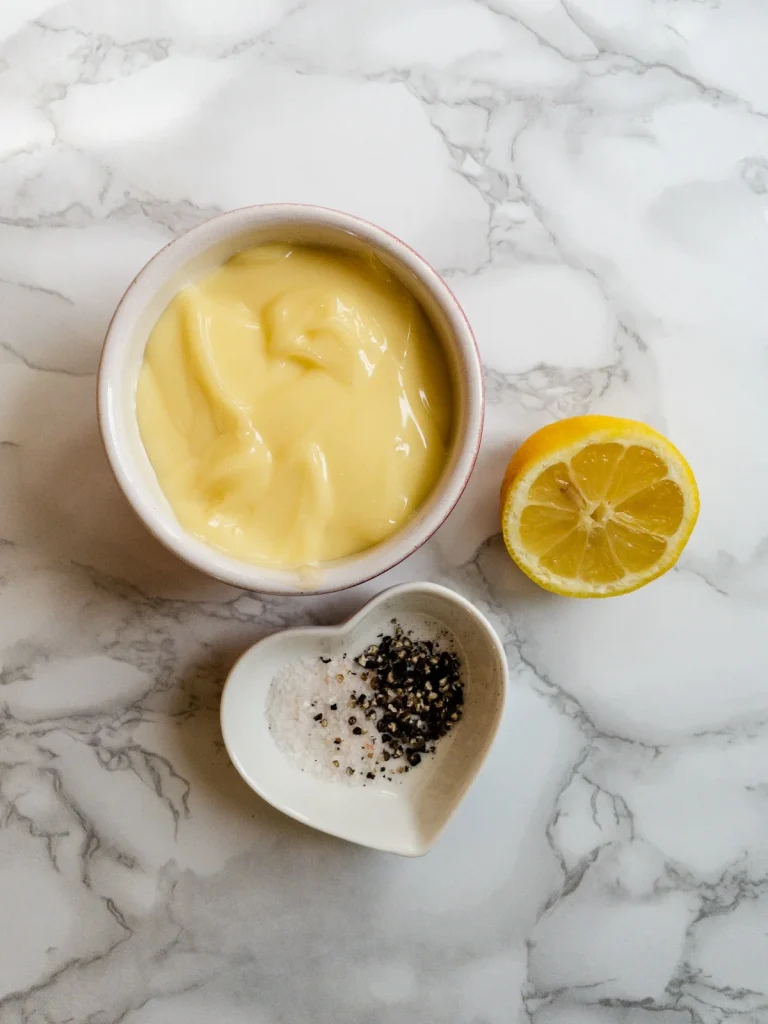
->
[1,1,767,1020]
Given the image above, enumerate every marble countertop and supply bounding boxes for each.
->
[2,1,767,1021]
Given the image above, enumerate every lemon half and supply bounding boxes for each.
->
[500,416,699,597]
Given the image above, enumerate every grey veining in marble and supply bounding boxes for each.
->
[1,1,768,1021]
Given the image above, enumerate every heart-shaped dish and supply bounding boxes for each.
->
[220,582,507,855]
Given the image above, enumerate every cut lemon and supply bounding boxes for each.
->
[500,416,699,597]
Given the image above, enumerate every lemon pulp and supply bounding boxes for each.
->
[501,417,699,597]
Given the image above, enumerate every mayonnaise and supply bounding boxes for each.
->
[136,244,453,566]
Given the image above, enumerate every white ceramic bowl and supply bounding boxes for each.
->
[220,582,507,855]
[98,204,484,594]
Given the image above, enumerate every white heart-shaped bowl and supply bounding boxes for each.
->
[220,582,507,856]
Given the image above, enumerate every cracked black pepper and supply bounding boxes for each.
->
[354,624,464,768]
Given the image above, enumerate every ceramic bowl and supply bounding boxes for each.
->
[220,582,507,856]
[98,204,484,594]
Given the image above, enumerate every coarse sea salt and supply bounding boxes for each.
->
[266,654,389,786]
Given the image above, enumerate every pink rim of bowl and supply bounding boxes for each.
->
[97,204,485,595]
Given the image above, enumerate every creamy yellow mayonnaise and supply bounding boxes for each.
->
[136,244,453,566]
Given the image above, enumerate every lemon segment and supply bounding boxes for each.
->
[500,416,699,597]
